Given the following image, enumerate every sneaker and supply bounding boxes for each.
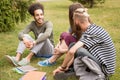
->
[18,58,30,66]
[38,59,55,66]
[5,55,18,66]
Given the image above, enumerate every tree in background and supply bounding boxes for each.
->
[70,0,105,8]
[0,0,33,32]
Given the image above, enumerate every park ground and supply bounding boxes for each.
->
[0,0,120,80]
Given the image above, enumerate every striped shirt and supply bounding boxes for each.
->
[80,24,116,74]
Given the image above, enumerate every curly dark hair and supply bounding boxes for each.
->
[28,3,44,16]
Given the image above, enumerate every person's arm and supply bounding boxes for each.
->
[66,57,74,69]
[18,24,31,41]
[18,23,33,49]
[36,21,53,44]
[62,41,84,67]
[53,41,84,75]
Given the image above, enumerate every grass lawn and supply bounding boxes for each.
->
[0,0,120,80]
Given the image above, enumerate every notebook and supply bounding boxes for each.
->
[19,71,46,80]
[13,65,38,74]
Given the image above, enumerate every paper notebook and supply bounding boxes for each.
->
[13,65,38,74]
[19,71,46,80]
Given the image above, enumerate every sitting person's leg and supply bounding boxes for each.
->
[5,34,33,66]
[16,41,26,61]
[38,40,67,66]
[34,33,54,58]
[18,39,47,66]
[16,34,34,60]
[38,32,77,66]
[75,47,101,67]
[74,57,105,80]
[36,39,54,58]
[73,47,105,80]
[69,42,101,67]
[54,40,68,54]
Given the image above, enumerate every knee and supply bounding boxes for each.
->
[75,48,87,57]
[38,33,44,38]
[76,48,86,54]
[60,32,71,40]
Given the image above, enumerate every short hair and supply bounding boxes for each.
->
[28,3,44,16]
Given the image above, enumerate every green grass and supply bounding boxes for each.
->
[0,0,120,80]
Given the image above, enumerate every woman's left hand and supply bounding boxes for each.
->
[53,66,65,75]
[53,66,69,76]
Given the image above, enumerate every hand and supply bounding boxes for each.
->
[53,66,65,76]
[54,47,59,53]
[25,41,34,49]
[23,38,34,49]
[55,46,68,53]
[58,46,68,53]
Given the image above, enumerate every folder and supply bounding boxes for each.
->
[20,71,46,80]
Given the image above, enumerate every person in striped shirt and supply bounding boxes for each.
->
[53,8,116,80]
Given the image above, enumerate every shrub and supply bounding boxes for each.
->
[0,0,33,32]
[70,0,105,8]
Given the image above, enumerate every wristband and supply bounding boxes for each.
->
[61,66,67,69]
[58,66,65,71]
[58,66,67,71]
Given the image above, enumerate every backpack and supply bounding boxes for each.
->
[74,56,108,80]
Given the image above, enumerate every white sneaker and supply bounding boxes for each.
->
[5,55,18,66]
[18,58,30,66]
